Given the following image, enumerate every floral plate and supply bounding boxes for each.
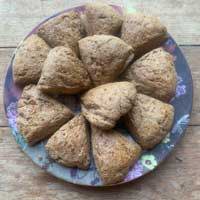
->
[4,5,193,186]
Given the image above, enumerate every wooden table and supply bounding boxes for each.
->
[0,1,200,199]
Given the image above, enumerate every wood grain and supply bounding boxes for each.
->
[0,126,199,200]
[0,46,199,126]
[0,0,200,47]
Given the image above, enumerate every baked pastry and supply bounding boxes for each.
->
[125,94,174,149]
[37,11,84,54]
[121,48,177,102]
[82,2,122,36]
[121,13,167,57]
[81,82,136,129]
[38,46,91,95]
[79,35,134,86]
[92,126,142,185]
[46,114,90,169]
[17,85,73,145]
[13,34,50,85]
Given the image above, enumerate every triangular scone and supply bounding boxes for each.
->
[81,82,136,130]
[38,46,91,95]
[46,114,90,169]
[125,94,174,149]
[17,85,74,145]
[79,35,134,86]
[37,11,84,54]
[13,34,50,85]
[92,126,142,185]
[82,2,122,36]
[121,13,167,57]
[121,48,177,102]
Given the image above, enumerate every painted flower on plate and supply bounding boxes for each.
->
[141,154,158,170]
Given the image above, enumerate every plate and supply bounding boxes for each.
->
[3,5,193,186]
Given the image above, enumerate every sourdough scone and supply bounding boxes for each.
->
[82,2,122,36]
[38,46,91,95]
[79,35,134,86]
[92,126,142,185]
[13,34,50,85]
[81,82,136,130]
[121,48,177,102]
[121,13,167,57]
[17,85,73,145]
[125,94,174,149]
[37,11,84,54]
[46,114,90,169]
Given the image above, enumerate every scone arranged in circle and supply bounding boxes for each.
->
[121,13,167,57]
[92,126,142,185]
[82,2,122,36]
[79,35,134,86]
[38,46,91,95]
[125,94,174,149]
[17,85,74,145]
[121,48,177,102]
[46,114,90,169]
[81,82,137,130]
[13,34,50,85]
[37,11,84,54]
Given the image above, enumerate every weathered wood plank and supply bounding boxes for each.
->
[0,0,199,47]
[0,46,199,127]
[0,126,199,200]
[0,48,14,127]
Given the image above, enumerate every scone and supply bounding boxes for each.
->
[121,13,167,57]
[125,94,174,149]
[79,35,134,86]
[46,114,90,169]
[82,2,122,36]
[92,126,142,185]
[81,82,137,129]
[17,85,73,145]
[13,34,50,85]
[38,46,91,95]
[121,48,177,102]
[37,11,84,54]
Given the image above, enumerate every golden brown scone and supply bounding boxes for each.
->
[121,48,177,102]
[79,35,134,86]
[92,126,142,185]
[17,85,74,145]
[121,13,167,57]
[13,34,50,85]
[37,11,84,54]
[46,114,90,169]
[81,82,137,130]
[82,2,123,36]
[125,94,174,149]
[38,46,91,95]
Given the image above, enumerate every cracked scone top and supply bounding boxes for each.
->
[17,85,74,145]
[79,35,134,86]
[46,114,90,169]
[38,46,91,95]
[121,48,177,102]
[13,34,50,85]
[37,11,84,54]
[121,13,167,57]
[82,2,123,36]
[92,126,142,185]
[125,94,174,149]
[81,82,137,130]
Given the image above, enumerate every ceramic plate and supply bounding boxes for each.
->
[4,5,193,186]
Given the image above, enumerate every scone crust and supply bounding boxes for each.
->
[125,93,174,149]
